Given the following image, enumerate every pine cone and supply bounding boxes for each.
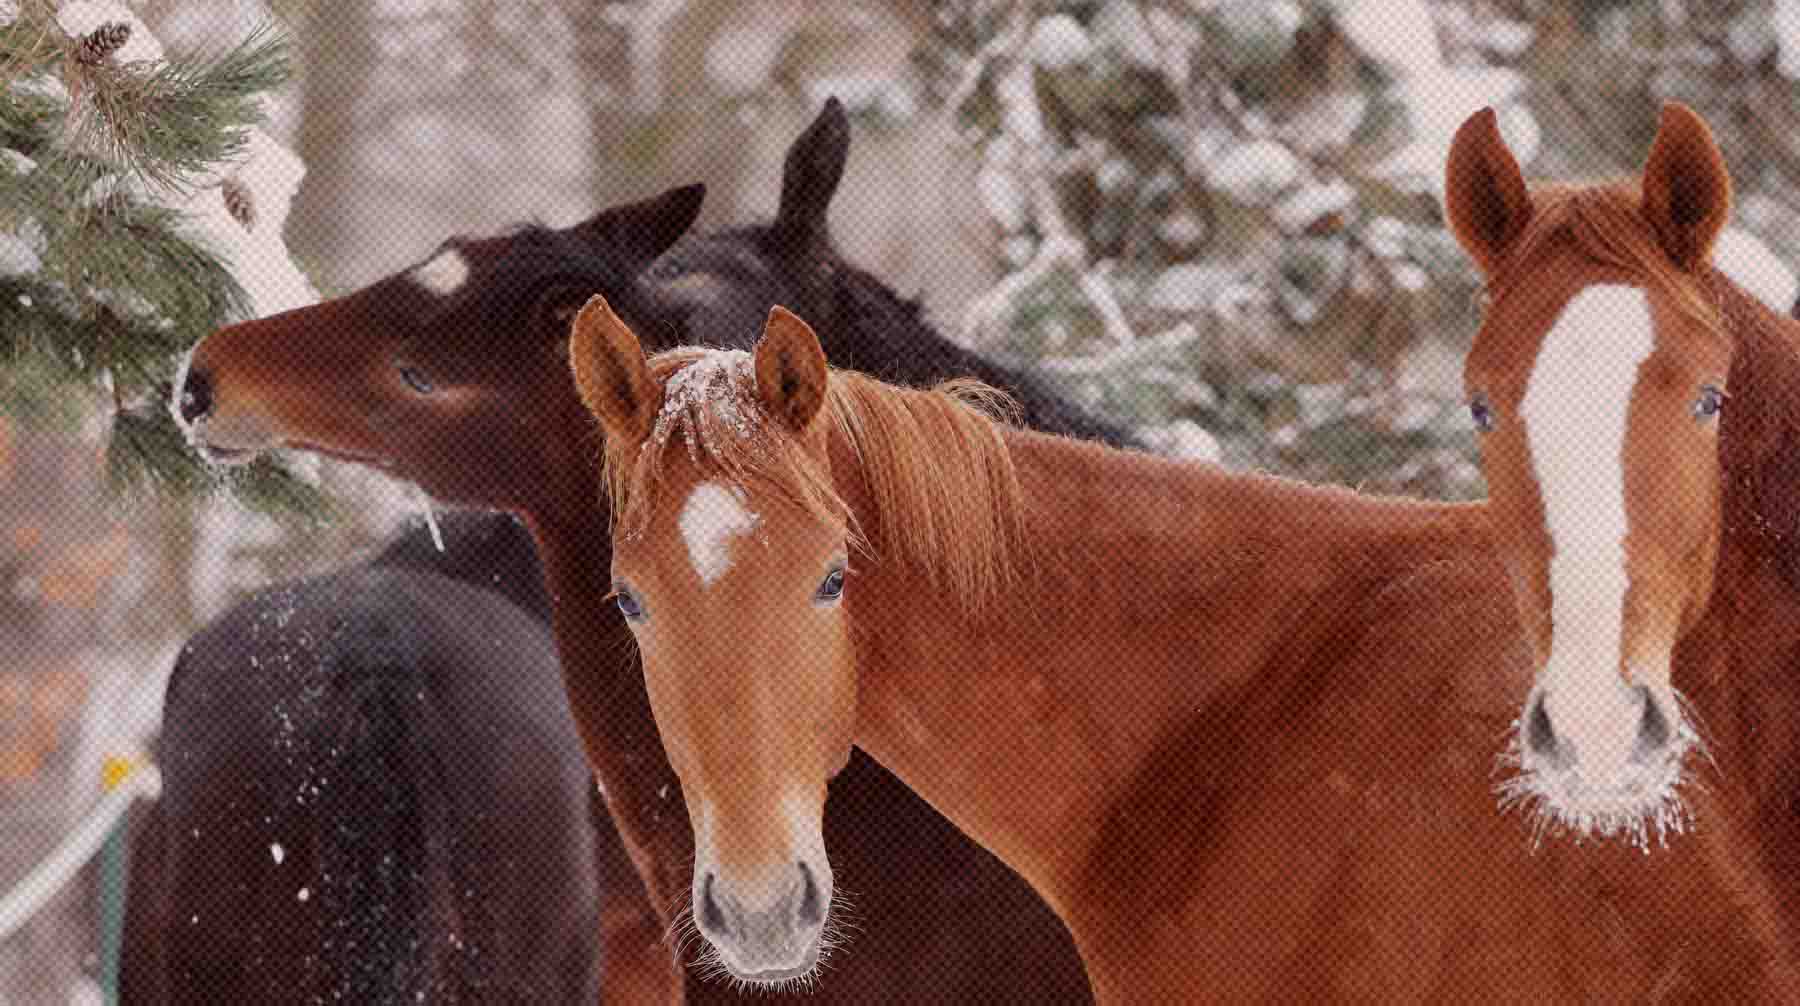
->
[221,177,256,232]
[75,22,132,66]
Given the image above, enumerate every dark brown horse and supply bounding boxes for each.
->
[169,101,1097,1001]
[119,511,605,1003]
[1447,99,1800,935]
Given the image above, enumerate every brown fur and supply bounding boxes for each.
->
[580,305,1800,1001]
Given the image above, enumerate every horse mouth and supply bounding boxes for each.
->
[720,948,822,987]
[1495,717,1702,851]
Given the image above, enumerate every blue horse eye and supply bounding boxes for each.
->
[816,568,846,601]
[1694,385,1724,420]
[616,590,644,619]
[1469,394,1495,433]
[399,366,434,394]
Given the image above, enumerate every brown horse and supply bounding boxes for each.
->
[169,103,1095,1001]
[1448,103,1800,896]
[572,295,1800,1000]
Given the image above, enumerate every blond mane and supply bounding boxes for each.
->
[1494,181,1722,336]
[602,349,1027,609]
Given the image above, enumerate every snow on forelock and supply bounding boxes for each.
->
[650,350,760,459]
[1714,227,1799,313]
[57,2,164,63]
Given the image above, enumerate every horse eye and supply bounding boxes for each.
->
[1469,394,1495,433]
[1694,385,1724,420]
[615,588,645,620]
[399,366,434,394]
[816,568,846,602]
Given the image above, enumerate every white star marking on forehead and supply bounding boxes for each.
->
[680,481,761,587]
[410,248,469,297]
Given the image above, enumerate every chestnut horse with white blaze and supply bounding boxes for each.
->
[572,297,1800,1000]
[1448,102,1800,894]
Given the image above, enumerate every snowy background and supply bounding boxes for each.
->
[9,1,1800,1001]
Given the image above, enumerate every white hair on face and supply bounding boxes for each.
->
[1496,284,1700,850]
[409,248,469,297]
[679,481,760,587]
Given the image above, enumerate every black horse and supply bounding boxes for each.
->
[120,511,606,1004]
[623,97,1134,448]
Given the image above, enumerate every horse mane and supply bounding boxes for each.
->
[1494,181,1722,338]
[603,348,1027,609]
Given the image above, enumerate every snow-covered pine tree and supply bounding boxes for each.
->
[1,0,325,519]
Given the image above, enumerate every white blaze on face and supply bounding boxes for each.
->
[1520,285,1655,771]
[410,248,469,297]
[680,481,760,587]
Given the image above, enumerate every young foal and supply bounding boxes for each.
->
[574,297,1800,1000]
[1447,106,1800,891]
[169,101,1094,1001]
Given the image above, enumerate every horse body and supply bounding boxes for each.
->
[121,512,604,1004]
[574,300,1800,1000]
[173,100,1093,1000]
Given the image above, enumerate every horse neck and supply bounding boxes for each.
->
[1684,271,1800,887]
[834,424,1491,916]
[516,479,695,922]
[818,265,1137,446]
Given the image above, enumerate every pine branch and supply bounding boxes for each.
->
[2,8,324,520]
[106,407,335,526]
[61,26,290,193]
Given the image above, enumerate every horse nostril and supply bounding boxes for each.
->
[1636,688,1673,752]
[795,861,823,926]
[179,367,214,424]
[1524,693,1558,757]
[699,872,728,936]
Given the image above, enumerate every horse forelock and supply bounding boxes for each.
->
[1491,182,1723,341]
[603,349,1026,611]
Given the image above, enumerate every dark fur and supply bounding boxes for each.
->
[622,100,1137,448]
[120,513,603,1004]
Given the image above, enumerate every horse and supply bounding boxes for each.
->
[570,292,1800,1000]
[168,99,1099,1001]
[1446,103,1800,904]
[118,510,607,1004]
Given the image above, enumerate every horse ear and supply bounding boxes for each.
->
[754,307,829,431]
[1444,107,1532,276]
[1641,102,1732,271]
[772,97,850,251]
[570,295,660,444]
[576,184,707,267]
